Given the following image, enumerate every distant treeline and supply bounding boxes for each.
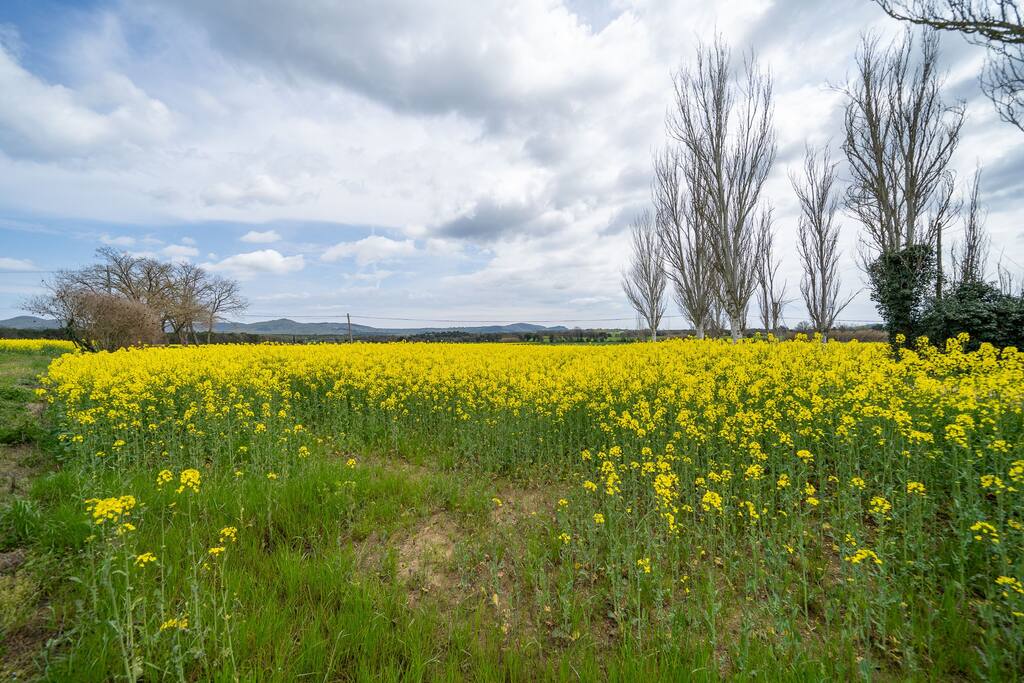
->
[0,324,888,345]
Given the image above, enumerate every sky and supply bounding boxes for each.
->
[0,0,1022,329]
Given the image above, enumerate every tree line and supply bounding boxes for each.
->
[26,247,247,351]
[624,13,1024,348]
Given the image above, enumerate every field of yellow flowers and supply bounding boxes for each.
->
[2,336,1022,679]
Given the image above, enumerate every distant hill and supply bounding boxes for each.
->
[213,318,568,337]
[1,315,568,337]
[0,316,60,330]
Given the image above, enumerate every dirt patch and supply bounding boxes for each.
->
[492,485,556,526]
[0,610,51,680]
[25,402,45,418]
[0,445,41,502]
[396,512,460,600]
[0,549,27,575]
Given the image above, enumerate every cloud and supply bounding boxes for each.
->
[434,196,542,240]
[321,235,418,265]
[159,0,641,131]
[240,229,282,244]
[100,234,136,247]
[0,257,36,271]
[0,41,172,161]
[161,243,200,259]
[204,249,305,278]
[201,174,304,207]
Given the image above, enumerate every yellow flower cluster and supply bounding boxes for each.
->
[0,339,76,354]
[85,495,136,525]
[40,335,1024,628]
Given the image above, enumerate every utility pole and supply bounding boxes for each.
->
[347,313,353,343]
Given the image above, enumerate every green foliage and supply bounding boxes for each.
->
[867,244,937,347]
[921,280,1024,350]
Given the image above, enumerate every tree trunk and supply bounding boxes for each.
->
[695,325,705,340]
[729,317,741,343]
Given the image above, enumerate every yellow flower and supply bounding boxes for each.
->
[156,469,173,488]
[559,532,571,545]
[906,481,926,496]
[850,477,866,490]
[85,495,136,525]
[845,548,882,566]
[583,480,597,492]
[176,468,201,494]
[776,474,790,489]
[970,521,1000,544]
[636,557,652,574]
[593,513,605,524]
[219,526,238,543]
[208,546,226,557]
[267,472,278,480]
[491,497,503,507]
[869,496,891,516]
[346,458,356,468]
[557,498,569,508]
[134,552,157,567]
[700,490,723,513]
[159,616,188,631]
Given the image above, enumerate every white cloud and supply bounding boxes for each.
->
[0,257,36,271]
[161,243,199,259]
[321,235,418,265]
[240,229,282,244]
[0,41,172,161]
[201,174,303,207]
[100,233,136,247]
[204,249,306,278]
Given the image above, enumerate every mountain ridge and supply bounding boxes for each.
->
[0,316,569,337]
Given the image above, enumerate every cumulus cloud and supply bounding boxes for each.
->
[204,249,305,278]
[159,0,644,131]
[321,235,418,265]
[0,41,172,161]
[240,229,282,244]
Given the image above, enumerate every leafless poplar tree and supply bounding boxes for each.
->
[754,211,789,336]
[843,30,965,259]
[791,146,856,341]
[874,0,1024,131]
[951,168,991,285]
[668,38,776,341]
[621,210,666,341]
[652,147,719,338]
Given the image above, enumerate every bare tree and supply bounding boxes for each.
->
[842,30,964,342]
[24,248,246,350]
[652,147,719,338]
[874,0,1024,131]
[843,30,965,257]
[26,287,163,351]
[754,211,789,336]
[621,210,667,341]
[668,38,776,341]
[951,167,991,285]
[202,276,247,343]
[792,146,856,341]
[165,262,209,344]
